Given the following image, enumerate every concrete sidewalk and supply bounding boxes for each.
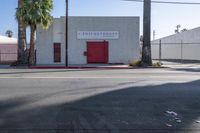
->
[2,60,200,70]
[49,61,200,70]
[160,61,200,70]
[29,64,132,69]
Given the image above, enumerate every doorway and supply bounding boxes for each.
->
[86,41,108,64]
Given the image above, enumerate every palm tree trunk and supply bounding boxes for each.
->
[18,0,27,64]
[29,25,36,66]
[142,0,152,66]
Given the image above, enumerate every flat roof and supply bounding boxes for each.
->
[0,35,17,45]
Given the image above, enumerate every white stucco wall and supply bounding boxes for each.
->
[151,27,200,60]
[36,18,66,65]
[36,16,140,65]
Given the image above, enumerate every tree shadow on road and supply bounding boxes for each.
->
[1,80,200,133]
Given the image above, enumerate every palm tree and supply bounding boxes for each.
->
[16,0,27,64]
[141,0,152,66]
[16,0,53,65]
[5,30,13,38]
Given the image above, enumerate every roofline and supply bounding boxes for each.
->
[0,35,17,40]
[153,26,200,41]
[57,16,139,19]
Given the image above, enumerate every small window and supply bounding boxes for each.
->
[54,43,61,63]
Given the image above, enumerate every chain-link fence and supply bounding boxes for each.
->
[151,40,200,62]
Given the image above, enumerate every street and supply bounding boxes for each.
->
[0,63,200,133]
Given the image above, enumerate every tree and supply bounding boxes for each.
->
[16,0,53,65]
[141,0,152,66]
[16,0,27,64]
[175,25,181,33]
[181,28,188,32]
[5,30,13,38]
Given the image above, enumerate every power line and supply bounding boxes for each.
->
[124,0,200,5]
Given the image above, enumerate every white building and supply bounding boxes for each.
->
[36,16,140,66]
[0,35,18,63]
[151,27,200,61]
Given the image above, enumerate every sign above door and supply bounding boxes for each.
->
[77,31,119,40]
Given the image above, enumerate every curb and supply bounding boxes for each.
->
[29,66,133,69]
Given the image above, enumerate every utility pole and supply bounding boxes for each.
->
[159,40,162,63]
[65,0,68,67]
[142,0,152,66]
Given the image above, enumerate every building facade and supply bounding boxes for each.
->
[36,16,140,66]
[0,35,17,64]
[151,27,200,61]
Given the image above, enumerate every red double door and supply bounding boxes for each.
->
[86,41,108,64]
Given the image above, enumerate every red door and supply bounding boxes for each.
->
[54,43,61,63]
[87,41,108,64]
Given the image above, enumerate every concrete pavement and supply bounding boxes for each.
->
[0,64,200,132]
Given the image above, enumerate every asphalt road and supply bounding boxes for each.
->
[0,64,200,133]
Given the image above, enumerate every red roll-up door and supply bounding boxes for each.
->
[87,41,108,64]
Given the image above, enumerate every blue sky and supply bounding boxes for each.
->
[0,0,200,40]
